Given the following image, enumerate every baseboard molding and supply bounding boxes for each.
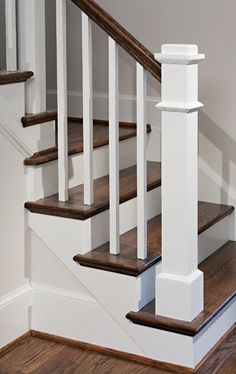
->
[1,326,234,374]
[0,284,32,349]
[199,157,236,205]
[31,330,193,373]
[199,157,236,240]
[194,323,235,372]
[46,89,161,128]
[0,283,234,373]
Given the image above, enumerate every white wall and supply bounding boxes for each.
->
[45,0,236,210]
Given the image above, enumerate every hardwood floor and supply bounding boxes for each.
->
[0,326,235,373]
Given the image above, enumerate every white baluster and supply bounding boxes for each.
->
[18,0,46,113]
[82,13,94,205]
[56,0,68,202]
[109,38,120,254]
[155,44,205,322]
[5,0,17,71]
[137,63,147,259]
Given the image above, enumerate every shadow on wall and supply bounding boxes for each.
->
[199,110,236,205]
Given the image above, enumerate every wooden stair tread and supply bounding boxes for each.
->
[0,70,33,85]
[24,119,151,165]
[73,202,234,276]
[126,241,236,336]
[21,110,57,127]
[25,161,161,220]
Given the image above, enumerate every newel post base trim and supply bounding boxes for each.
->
[155,269,204,322]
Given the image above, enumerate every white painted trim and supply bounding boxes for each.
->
[31,282,97,305]
[82,13,94,205]
[46,89,161,127]
[0,117,32,157]
[156,101,203,113]
[0,283,97,309]
[154,55,205,65]
[47,89,160,105]
[0,283,32,309]
[199,157,236,204]
[56,0,69,202]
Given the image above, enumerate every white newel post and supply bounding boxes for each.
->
[155,45,205,322]
[18,0,46,113]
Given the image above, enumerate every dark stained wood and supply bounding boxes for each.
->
[21,110,57,127]
[25,161,161,220]
[0,70,33,85]
[31,330,192,373]
[196,324,236,374]
[0,327,235,373]
[126,241,236,336]
[71,0,161,82]
[24,119,151,165]
[0,332,31,359]
[74,202,234,276]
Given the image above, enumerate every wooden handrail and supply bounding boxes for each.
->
[70,0,161,82]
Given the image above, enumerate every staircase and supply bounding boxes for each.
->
[0,0,235,372]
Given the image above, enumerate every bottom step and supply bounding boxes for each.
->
[126,241,236,336]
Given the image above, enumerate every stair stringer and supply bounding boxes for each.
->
[29,230,146,355]
[0,83,55,153]
[29,224,194,367]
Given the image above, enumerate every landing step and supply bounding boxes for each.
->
[0,70,33,85]
[21,110,57,127]
[73,202,234,276]
[24,119,151,165]
[126,241,236,335]
[25,161,161,220]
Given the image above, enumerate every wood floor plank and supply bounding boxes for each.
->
[25,161,161,220]
[126,241,236,336]
[24,119,151,165]
[74,202,234,276]
[0,327,235,373]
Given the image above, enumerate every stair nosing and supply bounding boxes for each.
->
[73,203,234,277]
[0,71,34,85]
[25,161,161,221]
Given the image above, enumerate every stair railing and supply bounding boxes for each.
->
[12,0,205,322]
[56,0,161,259]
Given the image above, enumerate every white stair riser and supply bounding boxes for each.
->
[27,185,161,256]
[0,83,55,153]
[26,136,138,200]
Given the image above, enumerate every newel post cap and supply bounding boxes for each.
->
[155,44,205,65]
